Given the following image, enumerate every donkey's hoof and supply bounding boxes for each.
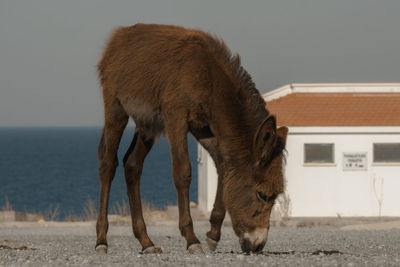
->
[142,246,163,254]
[188,243,204,254]
[206,237,218,251]
[95,244,108,255]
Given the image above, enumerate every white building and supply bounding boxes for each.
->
[198,83,400,217]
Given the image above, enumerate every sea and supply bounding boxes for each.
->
[0,127,198,219]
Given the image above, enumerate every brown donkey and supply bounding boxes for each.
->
[96,24,288,255]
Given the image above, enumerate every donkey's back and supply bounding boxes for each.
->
[98,24,218,137]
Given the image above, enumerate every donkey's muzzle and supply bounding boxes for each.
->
[240,238,265,253]
[240,227,268,253]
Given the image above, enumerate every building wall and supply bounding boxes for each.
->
[285,127,400,217]
[198,127,400,216]
[197,144,218,213]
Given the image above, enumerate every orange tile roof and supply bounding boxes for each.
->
[267,93,400,126]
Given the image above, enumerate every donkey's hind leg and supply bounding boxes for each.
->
[96,97,128,255]
[123,130,162,254]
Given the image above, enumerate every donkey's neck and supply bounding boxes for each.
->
[209,87,268,168]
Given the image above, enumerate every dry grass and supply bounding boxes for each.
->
[63,199,98,222]
[1,196,166,222]
[44,204,60,221]
[142,201,168,222]
[83,198,97,220]
[63,198,167,222]
[111,199,130,217]
[1,196,13,211]
[109,199,168,222]
[63,212,82,222]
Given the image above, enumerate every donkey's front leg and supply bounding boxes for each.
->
[206,175,226,251]
[165,117,203,254]
[197,139,226,251]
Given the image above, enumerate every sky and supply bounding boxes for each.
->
[0,0,399,126]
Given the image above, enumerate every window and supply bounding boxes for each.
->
[373,143,400,163]
[304,143,334,164]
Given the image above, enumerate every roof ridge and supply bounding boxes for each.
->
[264,83,400,102]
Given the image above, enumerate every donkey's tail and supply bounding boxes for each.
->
[97,129,106,162]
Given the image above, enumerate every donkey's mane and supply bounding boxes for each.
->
[204,34,269,124]
[204,35,255,94]
[203,33,286,163]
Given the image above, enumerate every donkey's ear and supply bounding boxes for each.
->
[276,126,289,148]
[253,115,277,165]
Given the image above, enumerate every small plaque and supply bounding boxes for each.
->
[343,152,367,171]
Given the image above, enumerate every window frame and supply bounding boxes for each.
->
[303,143,336,166]
[372,142,400,165]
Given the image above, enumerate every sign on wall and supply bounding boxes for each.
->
[343,152,367,171]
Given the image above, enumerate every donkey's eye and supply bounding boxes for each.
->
[256,191,267,202]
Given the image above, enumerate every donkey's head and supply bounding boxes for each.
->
[223,115,288,253]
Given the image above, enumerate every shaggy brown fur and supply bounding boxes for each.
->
[95,23,288,254]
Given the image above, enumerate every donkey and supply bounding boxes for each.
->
[95,23,288,255]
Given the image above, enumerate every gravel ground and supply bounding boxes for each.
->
[1,221,400,266]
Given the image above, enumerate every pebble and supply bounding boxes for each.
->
[0,225,399,266]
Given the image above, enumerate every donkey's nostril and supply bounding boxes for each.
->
[255,243,265,253]
[240,238,252,253]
